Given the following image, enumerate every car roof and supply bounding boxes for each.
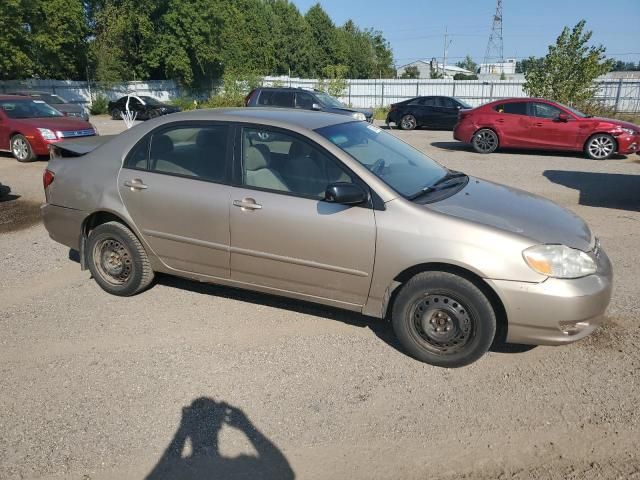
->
[152,107,354,130]
[0,95,35,101]
[488,97,552,105]
[8,90,52,96]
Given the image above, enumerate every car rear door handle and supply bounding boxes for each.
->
[496,119,505,123]
[124,179,148,190]
[534,122,544,127]
[233,198,262,210]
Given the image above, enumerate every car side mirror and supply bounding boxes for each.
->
[311,103,322,111]
[324,183,367,205]
[557,113,569,122]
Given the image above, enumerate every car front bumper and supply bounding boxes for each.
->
[487,249,613,346]
[615,134,638,155]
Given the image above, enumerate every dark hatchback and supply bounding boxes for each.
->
[108,95,180,121]
[386,96,472,130]
[246,87,373,123]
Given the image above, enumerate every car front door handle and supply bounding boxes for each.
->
[233,198,262,211]
[124,179,148,190]
[496,119,505,123]
[534,122,544,127]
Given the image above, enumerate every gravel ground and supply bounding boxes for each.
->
[0,116,639,480]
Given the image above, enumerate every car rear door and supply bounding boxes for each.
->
[492,101,534,147]
[415,97,438,127]
[434,97,461,129]
[0,109,10,150]
[528,102,581,150]
[118,122,233,278]
[228,125,376,308]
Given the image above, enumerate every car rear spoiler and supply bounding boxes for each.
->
[49,135,115,159]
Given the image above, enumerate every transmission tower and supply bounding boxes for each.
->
[483,0,504,74]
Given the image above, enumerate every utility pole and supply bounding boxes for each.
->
[483,0,504,75]
[442,27,452,78]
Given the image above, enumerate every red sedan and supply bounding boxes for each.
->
[0,95,96,162]
[453,98,639,160]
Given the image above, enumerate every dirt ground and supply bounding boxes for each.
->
[1,116,639,480]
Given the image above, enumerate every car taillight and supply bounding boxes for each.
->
[390,104,397,111]
[43,169,55,189]
[244,89,257,106]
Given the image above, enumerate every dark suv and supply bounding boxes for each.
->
[245,87,373,123]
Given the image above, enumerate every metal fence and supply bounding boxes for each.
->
[262,76,640,113]
[1,77,639,114]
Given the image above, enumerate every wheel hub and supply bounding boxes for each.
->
[94,239,132,284]
[411,294,474,353]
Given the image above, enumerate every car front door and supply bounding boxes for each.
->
[228,126,376,308]
[528,102,580,150]
[492,101,534,147]
[414,97,437,127]
[118,122,233,278]
[435,97,461,129]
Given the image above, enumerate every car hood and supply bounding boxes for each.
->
[14,116,94,131]
[55,103,84,114]
[591,117,640,133]
[427,176,592,251]
[334,107,374,118]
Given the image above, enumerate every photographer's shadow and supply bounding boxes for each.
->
[146,397,294,480]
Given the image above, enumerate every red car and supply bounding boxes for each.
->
[0,95,96,162]
[453,98,639,160]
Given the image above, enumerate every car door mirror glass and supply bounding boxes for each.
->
[325,183,366,205]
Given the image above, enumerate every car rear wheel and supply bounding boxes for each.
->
[391,271,496,368]
[11,134,36,162]
[110,108,122,120]
[400,114,417,130]
[471,129,499,154]
[86,221,154,296]
[585,133,616,160]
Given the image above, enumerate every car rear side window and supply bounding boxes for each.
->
[125,124,229,183]
[495,102,528,115]
[422,97,436,107]
[257,91,274,106]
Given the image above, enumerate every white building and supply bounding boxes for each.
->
[479,58,517,75]
[397,59,473,79]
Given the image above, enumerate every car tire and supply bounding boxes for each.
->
[471,128,499,154]
[399,114,417,130]
[148,109,160,119]
[86,221,154,296]
[585,133,616,160]
[110,108,122,120]
[11,134,36,162]
[391,271,496,368]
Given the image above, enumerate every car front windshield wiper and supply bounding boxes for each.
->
[407,170,468,200]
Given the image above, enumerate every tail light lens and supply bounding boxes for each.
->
[244,89,257,106]
[390,103,397,111]
[43,169,55,189]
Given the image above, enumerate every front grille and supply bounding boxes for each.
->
[57,129,95,138]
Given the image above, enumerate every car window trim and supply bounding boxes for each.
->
[232,122,381,210]
[122,120,234,186]
[494,101,529,116]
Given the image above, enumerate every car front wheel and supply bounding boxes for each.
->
[471,129,499,154]
[391,271,496,368]
[399,114,417,130]
[11,134,36,162]
[86,221,154,296]
[585,133,616,160]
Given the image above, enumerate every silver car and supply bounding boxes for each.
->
[42,108,612,367]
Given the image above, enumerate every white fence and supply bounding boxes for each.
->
[1,77,639,113]
[263,76,640,113]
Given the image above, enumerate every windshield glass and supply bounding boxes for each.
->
[140,96,163,106]
[557,102,588,118]
[34,93,65,105]
[314,91,346,109]
[0,99,64,119]
[316,122,448,197]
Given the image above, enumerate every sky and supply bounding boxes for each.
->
[292,0,640,67]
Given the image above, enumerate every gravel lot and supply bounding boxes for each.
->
[1,116,639,480]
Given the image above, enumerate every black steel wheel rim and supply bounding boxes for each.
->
[409,293,475,355]
[93,238,133,285]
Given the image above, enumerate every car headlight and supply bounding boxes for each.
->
[352,112,366,121]
[621,127,636,135]
[522,244,597,279]
[37,128,58,140]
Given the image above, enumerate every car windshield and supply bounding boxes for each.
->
[140,96,163,106]
[314,91,347,109]
[0,99,64,119]
[35,93,65,105]
[316,121,450,198]
[557,102,589,118]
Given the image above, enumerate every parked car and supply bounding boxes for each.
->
[0,95,96,162]
[8,90,89,121]
[454,98,639,160]
[245,87,373,123]
[42,108,611,368]
[108,95,180,121]
[386,96,472,130]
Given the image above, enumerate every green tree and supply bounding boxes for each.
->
[400,65,420,79]
[515,57,543,74]
[0,0,33,79]
[268,0,315,77]
[456,55,478,74]
[523,20,614,105]
[304,3,338,76]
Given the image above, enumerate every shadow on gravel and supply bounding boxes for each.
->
[544,170,640,212]
[0,192,42,233]
[157,274,531,361]
[146,397,294,480]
